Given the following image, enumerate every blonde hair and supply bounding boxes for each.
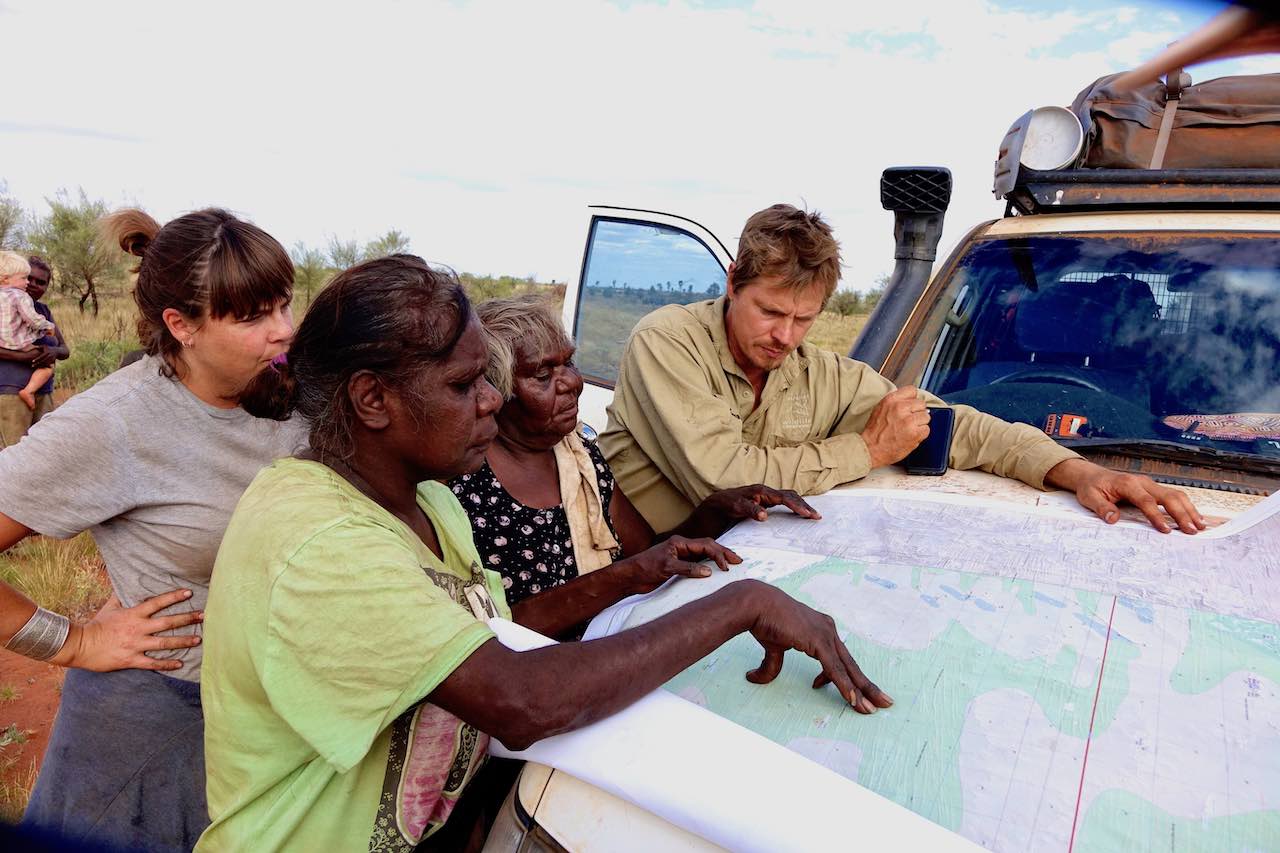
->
[733,204,842,304]
[0,251,31,280]
[475,293,572,399]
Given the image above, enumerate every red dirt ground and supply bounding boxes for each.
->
[0,646,63,813]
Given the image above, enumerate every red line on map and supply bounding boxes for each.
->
[1068,596,1118,853]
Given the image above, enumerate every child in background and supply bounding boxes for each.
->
[0,251,58,410]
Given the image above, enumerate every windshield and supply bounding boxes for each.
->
[919,233,1280,460]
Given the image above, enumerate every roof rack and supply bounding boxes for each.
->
[1000,168,1280,216]
[991,107,1280,215]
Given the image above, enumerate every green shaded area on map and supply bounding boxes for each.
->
[1075,788,1280,852]
[657,556,1139,833]
[615,546,1280,849]
[1001,577,1037,616]
[1170,609,1280,695]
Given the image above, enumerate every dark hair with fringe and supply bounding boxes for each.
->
[283,254,471,460]
[101,208,293,378]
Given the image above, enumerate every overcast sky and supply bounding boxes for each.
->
[1,0,1271,290]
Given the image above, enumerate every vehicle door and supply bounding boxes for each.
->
[564,206,733,431]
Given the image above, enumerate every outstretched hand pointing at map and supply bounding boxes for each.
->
[739,580,894,715]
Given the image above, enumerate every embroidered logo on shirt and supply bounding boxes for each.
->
[779,387,813,441]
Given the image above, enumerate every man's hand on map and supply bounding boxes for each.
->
[1046,458,1207,534]
[863,386,931,468]
[736,580,894,715]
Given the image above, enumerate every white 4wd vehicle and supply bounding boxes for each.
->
[483,159,1280,849]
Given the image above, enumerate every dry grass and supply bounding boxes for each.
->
[0,722,34,822]
[0,755,36,825]
[45,289,136,345]
[0,533,110,621]
[43,290,141,393]
[0,724,28,749]
[0,535,106,822]
[806,311,869,355]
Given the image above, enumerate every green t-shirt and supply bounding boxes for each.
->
[198,458,511,853]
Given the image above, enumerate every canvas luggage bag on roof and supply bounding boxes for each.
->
[1070,72,1280,169]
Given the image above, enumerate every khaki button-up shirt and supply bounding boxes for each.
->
[600,297,1082,531]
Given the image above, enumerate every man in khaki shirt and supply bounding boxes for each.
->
[600,204,1204,536]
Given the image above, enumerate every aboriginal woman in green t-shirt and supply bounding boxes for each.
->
[199,255,895,852]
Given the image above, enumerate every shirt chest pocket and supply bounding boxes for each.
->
[770,389,816,446]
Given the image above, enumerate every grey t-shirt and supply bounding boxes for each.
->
[0,356,308,681]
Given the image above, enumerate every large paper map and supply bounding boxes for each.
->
[585,490,1280,852]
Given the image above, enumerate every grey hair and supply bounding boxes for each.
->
[475,293,572,399]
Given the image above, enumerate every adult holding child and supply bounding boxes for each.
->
[21,256,72,422]
[199,255,890,851]
[0,251,61,443]
[0,209,304,851]
[451,293,818,637]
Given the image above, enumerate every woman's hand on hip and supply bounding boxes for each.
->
[51,589,203,672]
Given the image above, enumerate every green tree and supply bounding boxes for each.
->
[862,273,889,313]
[325,230,412,269]
[827,290,862,317]
[327,236,361,270]
[455,272,555,304]
[458,273,517,302]
[290,242,330,308]
[362,229,411,260]
[0,183,24,250]
[27,189,125,315]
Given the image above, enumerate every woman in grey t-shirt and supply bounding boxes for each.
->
[0,208,306,851]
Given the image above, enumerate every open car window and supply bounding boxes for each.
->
[574,217,727,384]
[918,233,1280,458]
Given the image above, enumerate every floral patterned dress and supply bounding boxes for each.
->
[448,441,623,606]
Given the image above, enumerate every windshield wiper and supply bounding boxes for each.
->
[1057,437,1280,475]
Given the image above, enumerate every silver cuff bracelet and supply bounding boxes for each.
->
[5,606,70,661]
